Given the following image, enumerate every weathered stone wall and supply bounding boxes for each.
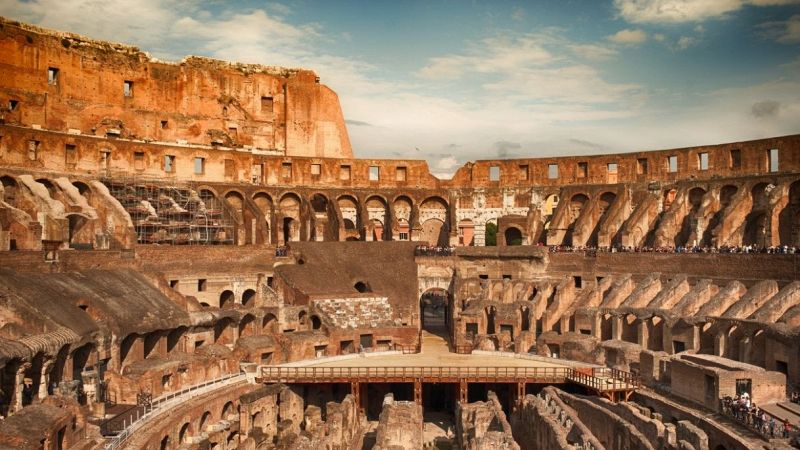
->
[372,394,423,450]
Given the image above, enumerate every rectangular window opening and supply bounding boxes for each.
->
[340,165,351,181]
[261,96,273,113]
[65,144,77,165]
[548,164,558,179]
[9,99,19,111]
[224,159,235,179]
[194,157,205,175]
[197,279,207,292]
[310,163,321,176]
[28,140,39,160]
[123,80,133,97]
[396,166,407,182]
[48,67,59,85]
[768,149,779,172]
[281,162,292,178]
[164,155,175,173]
[489,166,500,181]
[169,279,179,288]
[577,162,588,178]
[637,158,648,175]
[667,156,678,173]
[134,151,145,171]
[251,164,264,184]
[607,163,618,174]
[369,166,380,181]
[699,152,709,171]
[160,120,168,129]
[730,149,741,169]
[518,164,529,181]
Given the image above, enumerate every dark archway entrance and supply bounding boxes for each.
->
[420,288,449,332]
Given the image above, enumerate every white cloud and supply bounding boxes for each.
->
[676,35,699,49]
[569,44,620,61]
[614,0,800,23]
[436,156,459,170]
[654,33,667,42]
[759,15,800,43]
[608,28,648,44]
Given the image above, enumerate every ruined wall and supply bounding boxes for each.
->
[0,18,352,159]
[372,394,423,450]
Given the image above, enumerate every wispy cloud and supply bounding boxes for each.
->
[759,14,800,43]
[614,0,800,23]
[608,28,647,45]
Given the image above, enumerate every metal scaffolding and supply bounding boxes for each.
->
[102,174,235,245]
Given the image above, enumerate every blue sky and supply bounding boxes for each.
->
[2,0,799,176]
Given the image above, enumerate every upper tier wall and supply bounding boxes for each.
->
[0,17,352,159]
[0,124,797,190]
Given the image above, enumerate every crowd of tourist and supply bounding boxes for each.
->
[792,391,800,404]
[547,244,799,254]
[275,246,289,257]
[721,394,797,441]
[414,245,455,257]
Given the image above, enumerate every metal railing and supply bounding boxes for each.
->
[260,365,571,382]
[103,372,245,450]
[566,368,640,392]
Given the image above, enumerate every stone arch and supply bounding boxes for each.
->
[419,196,449,246]
[242,289,256,308]
[564,193,589,246]
[309,193,334,241]
[0,175,19,206]
[224,190,250,245]
[393,195,414,240]
[239,314,257,337]
[504,226,523,246]
[220,401,235,421]
[252,192,273,245]
[219,290,235,309]
[262,313,278,334]
[214,318,235,345]
[311,315,322,330]
[279,192,302,244]
[366,195,390,241]
[298,310,308,328]
[160,435,170,450]
[199,410,212,432]
[337,194,361,239]
[178,422,192,444]
[421,287,450,331]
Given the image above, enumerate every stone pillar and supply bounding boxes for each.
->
[279,386,303,433]
[592,312,602,340]
[637,320,649,348]
[612,316,623,341]
[14,364,28,412]
[38,361,53,399]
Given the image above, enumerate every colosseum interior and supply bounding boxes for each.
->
[0,15,799,450]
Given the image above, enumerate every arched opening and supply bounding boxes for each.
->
[337,195,360,239]
[252,192,273,245]
[262,314,278,334]
[393,196,413,241]
[279,193,301,243]
[520,306,531,332]
[310,193,331,241]
[705,185,739,244]
[241,289,256,308]
[239,314,256,338]
[179,422,191,444]
[311,315,322,330]
[354,281,372,293]
[219,290,235,309]
[160,435,170,450]
[221,401,235,420]
[366,196,389,241]
[421,288,450,339]
[0,175,18,207]
[199,411,212,432]
[214,318,234,345]
[504,227,523,246]
[485,220,498,246]
[564,194,589,246]
[420,197,449,246]
[744,212,768,247]
[298,311,308,328]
